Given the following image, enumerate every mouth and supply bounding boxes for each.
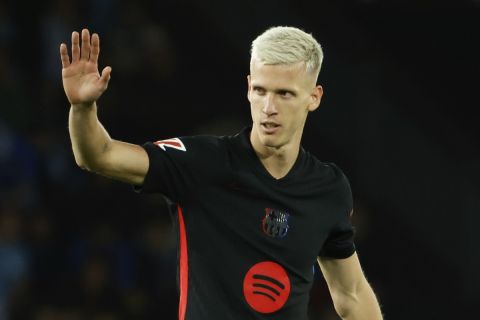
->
[260,121,281,133]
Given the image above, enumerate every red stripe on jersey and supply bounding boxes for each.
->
[178,205,189,320]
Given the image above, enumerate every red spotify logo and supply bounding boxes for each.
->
[243,261,291,313]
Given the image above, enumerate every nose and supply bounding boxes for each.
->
[262,94,277,116]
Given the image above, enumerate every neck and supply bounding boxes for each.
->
[251,135,300,180]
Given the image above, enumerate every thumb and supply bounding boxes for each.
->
[99,66,112,89]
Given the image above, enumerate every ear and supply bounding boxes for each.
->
[308,85,323,112]
[247,75,252,102]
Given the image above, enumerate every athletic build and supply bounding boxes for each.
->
[60,26,383,319]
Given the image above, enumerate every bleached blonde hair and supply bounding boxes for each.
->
[250,26,324,78]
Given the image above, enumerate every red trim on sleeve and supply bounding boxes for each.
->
[178,205,189,320]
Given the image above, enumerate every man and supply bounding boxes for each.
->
[60,26,383,320]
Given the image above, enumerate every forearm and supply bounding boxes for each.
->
[336,279,383,320]
[68,102,112,170]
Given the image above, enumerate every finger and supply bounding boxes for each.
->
[71,31,80,63]
[80,28,91,61]
[90,33,100,64]
[99,66,112,89]
[59,43,70,68]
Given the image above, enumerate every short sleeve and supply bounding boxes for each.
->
[319,210,356,259]
[319,164,356,259]
[134,135,225,202]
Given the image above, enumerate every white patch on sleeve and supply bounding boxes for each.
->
[153,138,187,152]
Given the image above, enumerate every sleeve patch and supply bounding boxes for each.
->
[153,138,186,152]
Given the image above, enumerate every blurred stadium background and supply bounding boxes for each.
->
[1,0,479,319]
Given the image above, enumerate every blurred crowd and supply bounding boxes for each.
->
[1,1,191,319]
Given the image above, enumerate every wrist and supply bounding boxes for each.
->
[71,102,96,111]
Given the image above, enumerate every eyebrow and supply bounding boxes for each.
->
[275,88,297,96]
[252,85,297,96]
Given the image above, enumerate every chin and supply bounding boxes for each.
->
[260,136,282,149]
[252,125,284,148]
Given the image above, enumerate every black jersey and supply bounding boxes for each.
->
[137,127,355,320]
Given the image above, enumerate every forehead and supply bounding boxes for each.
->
[249,59,313,89]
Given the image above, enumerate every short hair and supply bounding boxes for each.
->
[250,26,324,77]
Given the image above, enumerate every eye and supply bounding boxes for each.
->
[252,86,266,95]
[277,90,294,98]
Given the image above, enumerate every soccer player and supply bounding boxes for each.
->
[60,26,383,320]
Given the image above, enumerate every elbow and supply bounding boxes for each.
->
[73,154,87,170]
[72,153,89,171]
[76,162,91,172]
[71,140,111,172]
[330,280,382,320]
[331,291,358,318]
[73,154,99,173]
[329,279,364,318]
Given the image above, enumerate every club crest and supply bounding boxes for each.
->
[262,208,290,238]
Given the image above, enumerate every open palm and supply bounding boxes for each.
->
[60,29,111,106]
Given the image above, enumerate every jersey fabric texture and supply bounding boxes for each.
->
[136,127,355,320]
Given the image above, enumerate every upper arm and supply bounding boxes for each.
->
[317,253,367,306]
[317,254,383,319]
[89,139,149,186]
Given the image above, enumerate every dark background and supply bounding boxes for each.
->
[1,0,479,319]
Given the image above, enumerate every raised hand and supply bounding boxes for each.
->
[60,29,112,106]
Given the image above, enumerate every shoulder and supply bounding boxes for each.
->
[298,151,353,205]
[303,151,350,186]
